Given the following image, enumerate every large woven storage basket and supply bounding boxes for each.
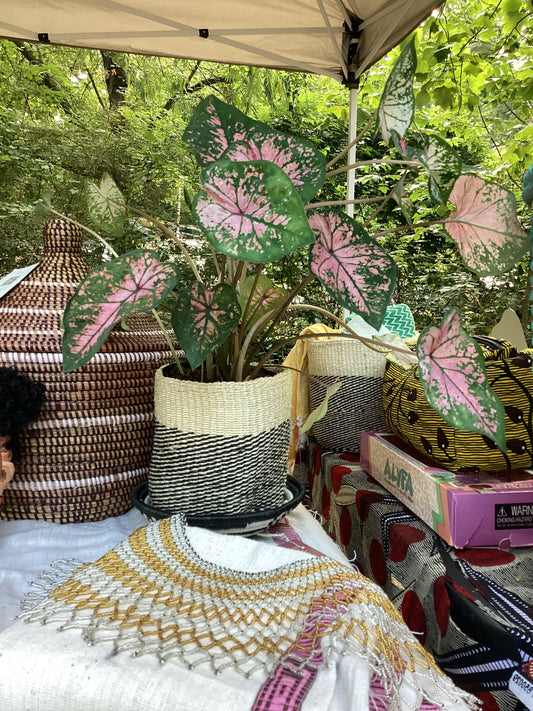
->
[148,366,292,517]
[307,338,387,453]
[0,219,177,523]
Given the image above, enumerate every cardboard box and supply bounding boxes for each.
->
[360,431,533,549]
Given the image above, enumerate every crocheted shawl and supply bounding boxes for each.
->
[20,515,477,711]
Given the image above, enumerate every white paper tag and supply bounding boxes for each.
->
[0,264,39,300]
[510,669,533,710]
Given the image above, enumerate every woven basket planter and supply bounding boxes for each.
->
[307,338,387,454]
[0,219,178,523]
[148,366,292,517]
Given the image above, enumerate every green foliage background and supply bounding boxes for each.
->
[1,0,532,342]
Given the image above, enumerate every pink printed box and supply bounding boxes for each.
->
[360,431,533,549]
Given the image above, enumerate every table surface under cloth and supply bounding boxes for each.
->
[0,503,476,711]
[303,443,533,711]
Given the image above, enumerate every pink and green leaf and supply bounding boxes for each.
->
[308,210,396,330]
[171,282,241,369]
[85,173,126,237]
[62,249,179,372]
[183,95,325,202]
[193,159,315,263]
[238,274,288,330]
[417,309,505,450]
[444,175,529,276]
[378,38,416,146]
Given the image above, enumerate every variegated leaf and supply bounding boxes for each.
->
[171,282,241,369]
[193,159,315,263]
[419,135,462,204]
[444,175,528,276]
[308,210,396,330]
[62,249,179,372]
[85,173,125,237]
[417,309,505,449]
[238,274,288,329]
[183,95,325,202]
[378,38,417,146]
[182,95,251,165]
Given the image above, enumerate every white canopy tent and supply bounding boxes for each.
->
[0,0,444,208]
[0,1,443,86]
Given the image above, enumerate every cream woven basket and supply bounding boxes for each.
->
[148,366,292,517]
[0,219,177,523]
[307,338,387,454]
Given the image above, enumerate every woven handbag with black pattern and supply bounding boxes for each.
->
[383,338,533,472]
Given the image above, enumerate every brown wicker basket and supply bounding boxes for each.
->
[0,218,179,523]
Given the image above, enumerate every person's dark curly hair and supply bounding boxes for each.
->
[0,367,46,458]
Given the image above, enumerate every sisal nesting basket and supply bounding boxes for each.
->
[0,219,178,523]
[307,338,387,453]
[148,366,292,517]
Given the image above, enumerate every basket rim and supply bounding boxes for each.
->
[131,475,304,534]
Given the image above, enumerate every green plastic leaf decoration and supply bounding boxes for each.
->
[85,173,126,237]
[62,249,179,372]
[300,379,342,435]
[193,159,315,263]
[308,210,396,330]
[444,175,528,276]
[171,282,241,369]
[183,95,325,202]
[378,38,417,146]
[522,166,533,207]
[419,135,462,204]
[417,309,505,450]
[239,274,288,330]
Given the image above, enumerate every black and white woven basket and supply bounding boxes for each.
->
[308,338,387,454]
[148,366,292,516]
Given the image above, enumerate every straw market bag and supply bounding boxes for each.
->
[0,219,177,523]
[148,366,292,516]
[383,338,533,472]
[307,337,387,454]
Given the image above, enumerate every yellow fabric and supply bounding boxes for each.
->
[283,324,338,462]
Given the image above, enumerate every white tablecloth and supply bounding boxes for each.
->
[0,506,476,711]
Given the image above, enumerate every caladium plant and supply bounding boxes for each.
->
[58,36,528,451]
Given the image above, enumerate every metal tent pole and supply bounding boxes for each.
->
[346,86,357,218]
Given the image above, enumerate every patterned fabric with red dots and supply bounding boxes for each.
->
[304,441,533,711]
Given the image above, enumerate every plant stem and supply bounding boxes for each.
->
[150,309,184,373]
[127,204,203,282]
[47,207,119,257]
[235,274,315,380]
[372,219,440,237]
[247,304,413,380]
[326,158,419,179]
[238,264,263,337]
[307,196,385,210]
[363,169,411,226]
[326,109,378,169]
[208,243,222,279]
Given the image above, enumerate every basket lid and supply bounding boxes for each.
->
[0,218,174,355]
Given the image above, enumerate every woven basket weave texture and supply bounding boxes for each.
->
[308,338,386,454]
[0,219,177,523]
[149,366,292,517]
